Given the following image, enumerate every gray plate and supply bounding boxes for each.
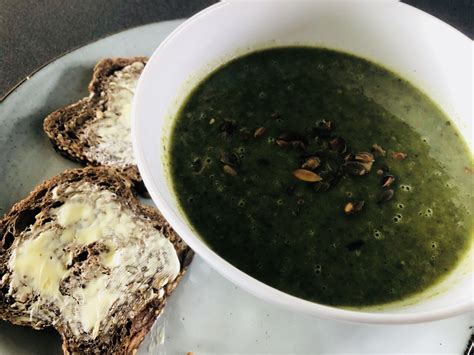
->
[0,21,472,355]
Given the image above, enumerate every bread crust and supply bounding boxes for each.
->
[43,58,148,195]
[0,167,193,354]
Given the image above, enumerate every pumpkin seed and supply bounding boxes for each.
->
[344,200,365,215]
[293,169,322,182]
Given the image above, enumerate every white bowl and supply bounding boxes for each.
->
[132,1,473,324]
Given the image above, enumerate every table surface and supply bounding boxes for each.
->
[0,0,473,101]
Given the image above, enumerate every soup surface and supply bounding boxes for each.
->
[169,47,473,307]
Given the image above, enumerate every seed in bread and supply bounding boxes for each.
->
[0,167,193,354]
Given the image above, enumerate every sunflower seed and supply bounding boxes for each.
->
[355,152,375,163]
[381,175,396,188]
[378,189,394,203]
[353,152,374,172]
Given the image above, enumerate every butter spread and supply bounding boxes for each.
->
[8,182,179,339]
[85,62,144,168]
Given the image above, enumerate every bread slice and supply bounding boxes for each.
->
[43,58,148,195]
[0,167,193,354]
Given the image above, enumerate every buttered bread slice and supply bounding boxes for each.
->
[0,167,192,354]
[43,58,148,195]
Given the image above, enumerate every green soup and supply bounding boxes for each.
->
[169,47,473,307]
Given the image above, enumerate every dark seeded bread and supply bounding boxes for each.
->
[0,167,193,354]
[43,58,148,195]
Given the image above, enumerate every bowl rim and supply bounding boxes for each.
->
[132,0,474,324]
